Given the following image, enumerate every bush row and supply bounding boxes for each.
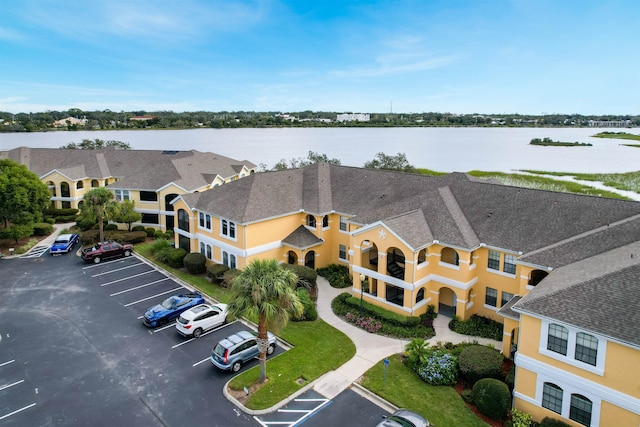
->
[79,230,148,246]
[449,314,503,341]
[317,264,351,288]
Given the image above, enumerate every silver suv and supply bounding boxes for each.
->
[210,330,277,372]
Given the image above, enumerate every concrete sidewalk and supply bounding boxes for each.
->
[1,223,69,259]
[312,276,502,399]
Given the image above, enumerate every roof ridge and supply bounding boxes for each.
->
[438,185,480,248]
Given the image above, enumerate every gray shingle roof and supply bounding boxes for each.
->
[0,147,256,192]
[513,241,640,348]
[282,225,324,249]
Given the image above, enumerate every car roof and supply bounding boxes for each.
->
[217,330,255,349]
[56,234,74,240]
[180,304,212,320]
[390,409,427,427]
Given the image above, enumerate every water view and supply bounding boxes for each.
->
[1,127,638,173]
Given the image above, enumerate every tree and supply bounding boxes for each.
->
[272,151,341,170]
[226,259,303,383]
[60,138,131,150]
[0,159,50,228]
[81,188,116,242]
[111,200,142,231]
[363,152,416,172]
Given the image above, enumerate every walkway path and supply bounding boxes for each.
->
[312,276,502,399]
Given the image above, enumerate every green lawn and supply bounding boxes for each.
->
[360,354,489,427]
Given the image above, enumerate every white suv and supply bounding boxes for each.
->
[176,303,228,338]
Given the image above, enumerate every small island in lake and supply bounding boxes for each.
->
[592,131,640,141]
[530,137,592,147]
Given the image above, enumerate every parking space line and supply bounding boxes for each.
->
[0,359,15,367]
[152,323,176,333]
[109,278,170,296]
[254,398,331,427]
[192,357,210,367]
[100,270,155,287]
[0,403,37,421]
[171,322,236,348]
[0,379,24,391]
[91,262,144,277]
[123,287,183,307]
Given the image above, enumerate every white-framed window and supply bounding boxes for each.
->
[542,382,563,414]
[547,323,569,356]
[199,242,205,254]
[199,212,211,229]
[222,251,236,269]
[115,189,130,201]
[206,244,212,260]
[488,250,500,270]
[485,287,498,307]
[339,216,347,231]
[221,219,236,239]
[322,215,329,228]
[540,319,606,374]
[306,214,316,228]
[569,394,593,426]
[339,244,347,261]
[503,254,517,274]
[501,291,514,307]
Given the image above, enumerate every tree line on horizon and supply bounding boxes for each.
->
[1,109,637,132]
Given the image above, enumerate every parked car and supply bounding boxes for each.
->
[377,409,429,427]
[50,233,79,255]
[176,303,229,338]
[143,292,205,327]
[81,241,133,263]
[210,330,277,372]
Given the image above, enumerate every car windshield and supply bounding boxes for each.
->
[54,238,68,244]
[161,296,178,309]
[386,416,416,427]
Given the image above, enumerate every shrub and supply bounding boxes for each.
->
[345,313,382,333]
[207,264,230,284]
[473,378,511,420]
[416,349,458,386]
[45,218,56,225]
[404,339,429,370]
[222,268,240,288]
[317,264,351,288]
[510,408,533,427]
[77,218,97,231]
[539,417,572,427]
[458,345,505,386]
[292,288,318,321]
[145,227,156,237]
[131,225,146,232]
[183,252,207,274]
[107,230,146,244]
[149,239,172,263]
[44,208,79,217]
[164,230,174,239]
[282,263,318,289]
[55,215,79,223]
[104,223,119,231]
[154,230,164,239]
[450,314,503,341]
[166,247,187,268]
[505,364,515,390]
[461,389,474,403]
[32,222,54,236]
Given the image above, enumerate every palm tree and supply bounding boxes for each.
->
[81,188,116,242]
[226,259,303,383]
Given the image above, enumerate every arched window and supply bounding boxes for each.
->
[322,215,329,228]
[570,394,592,426]
[177,209,190,232]
[76,181,84,189]
[416,288,425,303]
[306,214,316,228]
[91,179,99,188]
[441,247,459,265]
[542,383,563,414]
[575,333,598,366]
[547,324,568,355]
[417,249,427,264]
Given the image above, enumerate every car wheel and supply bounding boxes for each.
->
[193,328,203,338]
[93,257,101,264]
[232,361,242,372]
[124,250,131,257]
[267,344,275,355]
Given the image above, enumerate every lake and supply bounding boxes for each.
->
[1,127,638,173]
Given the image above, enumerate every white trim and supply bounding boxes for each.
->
[485,268,517,279]
[516,353,640,424]
[539,319,607,376]
[438,261,461,270]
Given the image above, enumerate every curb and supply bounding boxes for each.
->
[350,382,399,414]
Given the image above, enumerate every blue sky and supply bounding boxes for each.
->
[1,0,638,115]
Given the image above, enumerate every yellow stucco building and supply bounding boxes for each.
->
[1,147,256,231]
[173,162,640,427]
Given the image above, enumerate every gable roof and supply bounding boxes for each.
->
[0,147,256,192]
[183,162,640,260]
[513,241,640,348]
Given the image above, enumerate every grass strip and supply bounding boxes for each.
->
[360,354,489,427]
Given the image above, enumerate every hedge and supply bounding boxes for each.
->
[317,264,351,288]
[473,378,511,420]
[539,417,572,427]
[207,264,230,284]
[32,222,54,236]
[183,252,207,274]
[166,247,187,268]
[458,345,505,386]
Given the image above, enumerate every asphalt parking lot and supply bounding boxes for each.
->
[0,249,391,426]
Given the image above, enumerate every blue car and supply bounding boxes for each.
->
[143,292,205,327]
[50,233,79,255]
